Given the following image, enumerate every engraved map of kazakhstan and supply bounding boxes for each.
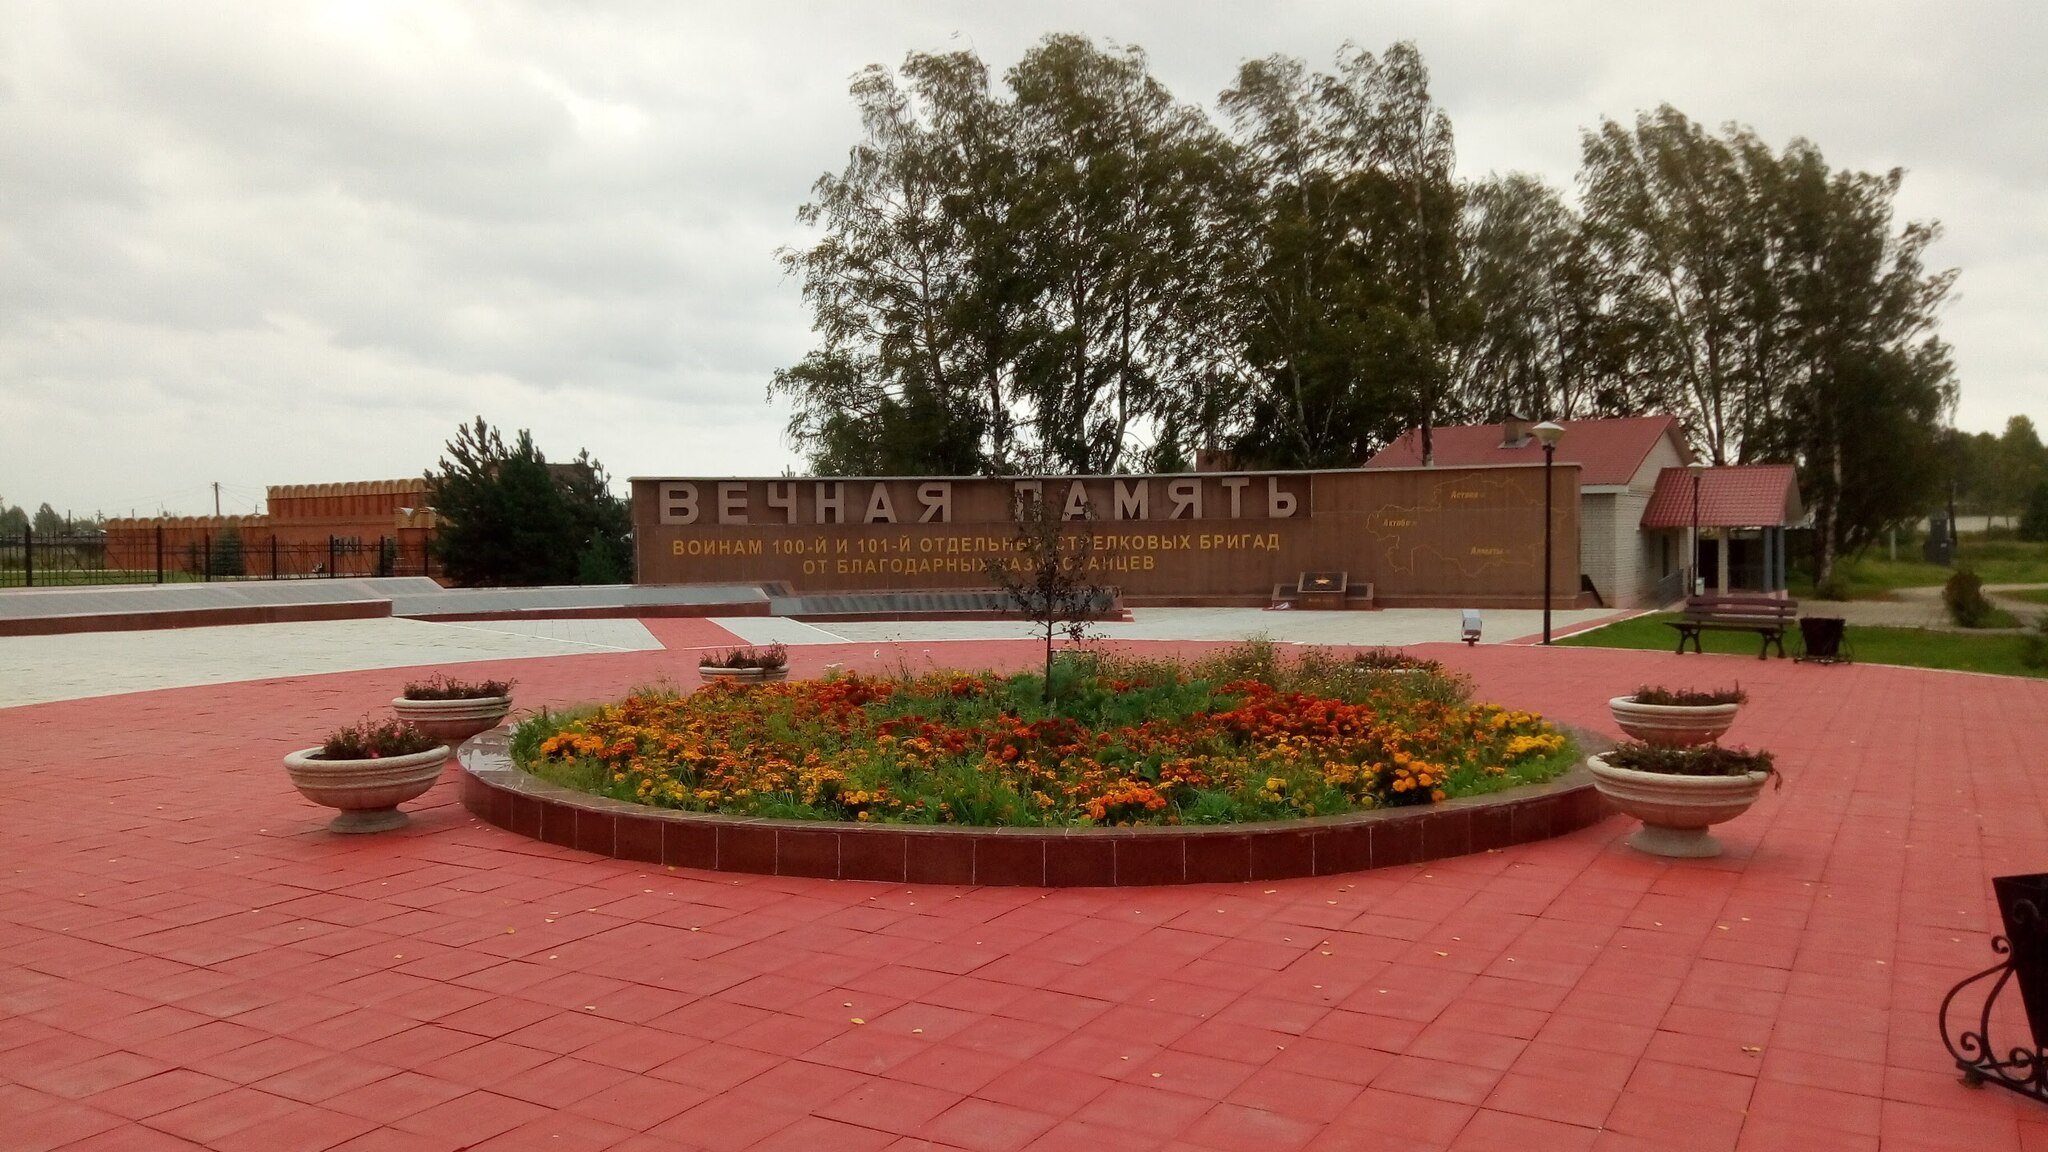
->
[1359,474,1558,576]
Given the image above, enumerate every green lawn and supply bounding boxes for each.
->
[1795,538,2048,600]
[1560,612,2048,678]
[2007,587,2048,606]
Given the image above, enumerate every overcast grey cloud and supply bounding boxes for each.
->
[2,0,2040,516]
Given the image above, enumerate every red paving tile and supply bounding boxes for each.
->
[4,632,2047,1151]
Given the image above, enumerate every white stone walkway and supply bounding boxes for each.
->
[0,617,661,708]
[714,605,1620,648]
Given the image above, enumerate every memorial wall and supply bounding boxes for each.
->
[630,465,1579,608]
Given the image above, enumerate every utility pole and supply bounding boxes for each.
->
[213,482,221,518]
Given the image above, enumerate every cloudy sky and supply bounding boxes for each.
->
[2,1,2040,518]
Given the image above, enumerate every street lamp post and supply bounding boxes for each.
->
[1688,461,1706,598]
[1533,421,1566,644]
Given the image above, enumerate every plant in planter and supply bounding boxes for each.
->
[392,673,515,743]
[1609,684,1746,747]
[1588,742,1779,858]
[698,643,790,684]
[282,717,450,834]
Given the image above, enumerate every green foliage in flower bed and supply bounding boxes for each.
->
[699,644,789,670]
[401,673,514,700]
[1629,685,1746,706]
[1604,742,1779,786]
[510,643,1578,828]
[319,718,440,759]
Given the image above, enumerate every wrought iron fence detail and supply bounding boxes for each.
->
[1940,875,2048,1105]
[2,527,437,587]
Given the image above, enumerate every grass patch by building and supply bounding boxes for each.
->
[1792,538,2048,600]
[1560,612,2048,678]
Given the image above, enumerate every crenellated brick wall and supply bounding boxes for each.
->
[103,480,438,576]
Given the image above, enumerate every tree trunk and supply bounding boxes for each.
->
[1043,620,1055,705]
[1814,436,1844,589]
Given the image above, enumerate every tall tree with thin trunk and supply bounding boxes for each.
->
[1005,35,1233,473]
[771,53,1017,474]
[1215,42,1461,468]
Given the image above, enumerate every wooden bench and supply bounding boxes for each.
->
[1668,595,1799,659]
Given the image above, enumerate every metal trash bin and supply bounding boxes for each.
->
[1796,616,1847,663]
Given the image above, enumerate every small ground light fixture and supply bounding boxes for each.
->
[1461,609,1482,646]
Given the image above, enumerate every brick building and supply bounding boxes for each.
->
[103,480,440,578]
[1365,416,1700,608]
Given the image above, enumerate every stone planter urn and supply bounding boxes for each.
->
[697,666,789,685]
[1587,752,1770,858]
[282,745,450,834]
[391,695,512,743]
[1608,696,1740,748]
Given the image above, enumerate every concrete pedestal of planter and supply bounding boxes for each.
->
[1608,697,1740,748]
[392,696,512,743]
[283,745,450,834]
[1587,753,1769,858]
[697,666,789,684]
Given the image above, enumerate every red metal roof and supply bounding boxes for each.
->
[1640,464,1803,529]
[1362,416,1688,487]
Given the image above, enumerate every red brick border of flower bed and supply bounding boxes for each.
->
[456,729,1614,886]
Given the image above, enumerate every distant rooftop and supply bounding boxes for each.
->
[1363,415,1690,487]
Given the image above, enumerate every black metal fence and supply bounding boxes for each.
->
[1,528,439,588]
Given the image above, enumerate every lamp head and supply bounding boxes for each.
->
[1532,421,1565,448]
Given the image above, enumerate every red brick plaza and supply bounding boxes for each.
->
[4,619,2047,1151]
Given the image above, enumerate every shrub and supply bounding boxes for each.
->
[1349,647,1442,672]
[2023,615,2048,671]
[319,718,440,759]
[210,528,247,577]
[401,673,513,700]
[1629,685,1746,706]
[700,644,789,670]
[1605,742,1778,786]
[2020,481,2048,543]
[1945,569,1994,627]
[1812,572,1851,601]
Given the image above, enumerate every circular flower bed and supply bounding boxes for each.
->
[512,648,1575,828]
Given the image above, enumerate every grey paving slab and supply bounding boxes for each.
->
[710,617,852,646]
[387,583,768,616]
[0,617,659,708]
[0,578,438,619]
[426,618,663,651]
